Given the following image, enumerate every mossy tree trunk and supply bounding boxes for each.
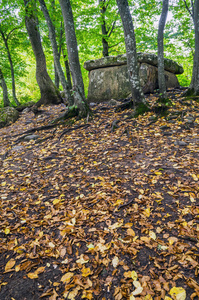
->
[0,68,11,107]
[186,0,199,96]
[116,0,148,113]
[157,0,169,101]
[58,0,90,117]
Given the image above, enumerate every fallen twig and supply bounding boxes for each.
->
[117,199,134,210]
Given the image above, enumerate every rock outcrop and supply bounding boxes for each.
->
[84,53,183,103]
[0,107,19,128]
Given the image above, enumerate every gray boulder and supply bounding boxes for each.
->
[84,53,183,103]
[0,107,19,128]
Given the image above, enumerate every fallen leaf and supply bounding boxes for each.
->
[5,259,15,272]
[112,256,119,268]
[61,272,74,283]
[169,286,186,300]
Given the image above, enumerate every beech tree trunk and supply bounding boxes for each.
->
[0,68,11,107]
[116,0,147,109]
[24,0,62,106]
[62,49,73,92]
[38,0,73,106]
[187,0,199,95]
[58,0,90,117]
[0,29,20,106]
[158,0,169,100]
[99,0,109,57]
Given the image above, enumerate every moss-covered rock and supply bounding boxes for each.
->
[0,107,19,128]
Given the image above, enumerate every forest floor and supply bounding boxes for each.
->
[0,89,199,300]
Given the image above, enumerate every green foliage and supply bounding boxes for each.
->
[0,0,195,106]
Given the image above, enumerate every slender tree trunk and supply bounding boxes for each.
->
[99,0,109,57]
[62,48,73,92]
[38,0,73,105]
[54,25,62,88]
[157,0,169,100]
[58,0,90,117]
[0,68,11,107]
[116,0,148,110]
[24,0,62,106]
[0,30,20,105]
[187,0,199,95]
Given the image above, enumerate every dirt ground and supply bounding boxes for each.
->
[0,90,199,300]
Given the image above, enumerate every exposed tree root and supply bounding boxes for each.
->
[59,124,90,140]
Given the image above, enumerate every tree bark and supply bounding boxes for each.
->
[62,48,73,92]
[0,29,20,105]
[157,0,169,100]
[0,68,11,107]
[38,0,73,106]
[99,0,109,57]
[116,0,148,110]
[58,0,90,117]
[186,0,199,95]
[24,0,62,106]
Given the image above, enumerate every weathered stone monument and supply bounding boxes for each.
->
[84,53,184,103]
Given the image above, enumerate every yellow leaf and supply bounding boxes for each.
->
[4,228,10,235]
[68,148,73,152]
[127,228,135,236]
[1,182,6,186]
[27,272,38,279]
[168,237,178,245]
[165,297,172,300]
[5,259,15,272]
[144,296,153,300]
[82,267,92,277]
[191,174,198,181]
[113,199,124,206]
[15,265,21,272]
[61,272,74,283]
[155,171,162,175]
[130,295,135,300]
[53,198,60,205]
[143,207,150,217]
[169,287,186,300]
[131,271,138,281]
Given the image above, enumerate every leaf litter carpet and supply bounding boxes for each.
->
[0,91,199,300]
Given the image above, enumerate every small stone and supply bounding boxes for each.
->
[24,134,40,141]
[160,125,170,130]
[12,145,24,151]
[174,140,187,146]
[148,116,157,121]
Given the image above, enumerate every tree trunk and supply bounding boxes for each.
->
[99,0,109,57]
[58,0,90,117]
[157,0,169,100]
[38,0,73,106]
[62,48,73,92]
[0,68,11,107]
[186,0,199,95]
[0,30,20,106]
[24,0,62,106]
[116,0,148,111]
